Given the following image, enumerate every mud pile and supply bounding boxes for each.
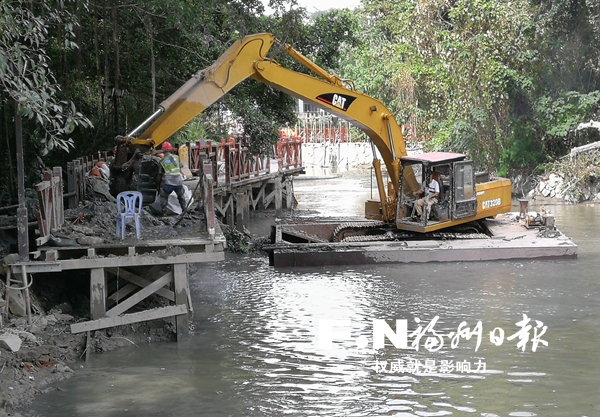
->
[52,199,207,246]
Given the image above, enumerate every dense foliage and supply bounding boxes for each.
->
[344,0,600,175]
[3,0,600,203]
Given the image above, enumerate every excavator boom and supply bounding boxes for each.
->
[128,33,405,184]
[131,34,276,146]
[115,32,511,232]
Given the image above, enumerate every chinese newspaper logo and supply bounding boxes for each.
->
[315,313,548,353]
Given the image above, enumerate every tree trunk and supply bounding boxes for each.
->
[112,0,120,134]
[93,0,102,121]
[149,18,156,110]
[73,0,82,73]
[1,99,16,200]
[103,1,109,129]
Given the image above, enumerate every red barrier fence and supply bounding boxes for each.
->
[276,138,302,170]
[62,139,302,208]
[186,138,302,186]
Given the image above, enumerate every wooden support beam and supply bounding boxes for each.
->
[225,193,235,228]
[235,191,249,231]
[105,270,172,317]
[274,177,282,213]
[173,263,189,342]
[71,304,187,334]
[90,268,106,320]
[55,251,225,270]
[106,283,137,307]
[106,267,175,302]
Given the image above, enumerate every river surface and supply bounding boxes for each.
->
[29,175,600,417]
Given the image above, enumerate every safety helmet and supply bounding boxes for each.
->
[161,141,173,151]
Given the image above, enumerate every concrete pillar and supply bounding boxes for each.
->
[235,191,249,231]
[274,177,282,214]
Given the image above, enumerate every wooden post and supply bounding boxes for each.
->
[90,268,106,320]
[201,159,216,238]
[173,263,189,342]
[85,331,92,362]
[67,161,76,208]
[53,167,64,227]
[284,178,294,209]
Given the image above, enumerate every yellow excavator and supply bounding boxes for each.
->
[110,33,511,234]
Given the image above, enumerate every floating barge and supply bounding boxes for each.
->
[266,213,577,267]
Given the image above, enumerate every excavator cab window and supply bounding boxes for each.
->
[451,161,477,220]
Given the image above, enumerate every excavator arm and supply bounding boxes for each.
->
[119,33,414,221]
[130,34,276,146]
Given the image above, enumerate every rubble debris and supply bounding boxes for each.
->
[532,149,600,203]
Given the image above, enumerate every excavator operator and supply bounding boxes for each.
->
[412,171,440,219]
[150,141,187,215]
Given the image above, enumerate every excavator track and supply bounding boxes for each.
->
[332,221,386,242]
[340,231,490,243]
[333,221,491,243]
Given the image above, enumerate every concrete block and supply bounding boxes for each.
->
[7,289,27,317]
[0,333,22,352]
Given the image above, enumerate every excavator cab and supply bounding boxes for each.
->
[396,152,479,232]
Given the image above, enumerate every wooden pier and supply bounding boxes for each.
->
[3,137,303,340]
[5,232,226,341]
[182,137,303,228]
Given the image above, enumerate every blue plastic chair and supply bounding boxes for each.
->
[116,191,143,239]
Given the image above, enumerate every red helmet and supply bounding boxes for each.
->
[161,141,173,151]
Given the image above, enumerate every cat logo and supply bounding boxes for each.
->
[316,93,356,112]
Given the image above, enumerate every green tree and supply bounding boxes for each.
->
[0,0,93,201]
[350,0,538,172]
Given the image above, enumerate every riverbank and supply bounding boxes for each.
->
[0,200,212,416]
[24,199,600,417]
[0,291,178,416]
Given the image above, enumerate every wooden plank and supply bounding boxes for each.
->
[90,268,106,320]
[106,283,137,307]
[106,267,175,302]
[105,270,172,317]
[71,304,187,334]
[56,251,225,270]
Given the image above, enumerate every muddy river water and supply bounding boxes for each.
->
[29,175,600,416]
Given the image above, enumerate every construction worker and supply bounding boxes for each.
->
[152,141,187,215]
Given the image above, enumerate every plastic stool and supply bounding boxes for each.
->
[116,191,143,239]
